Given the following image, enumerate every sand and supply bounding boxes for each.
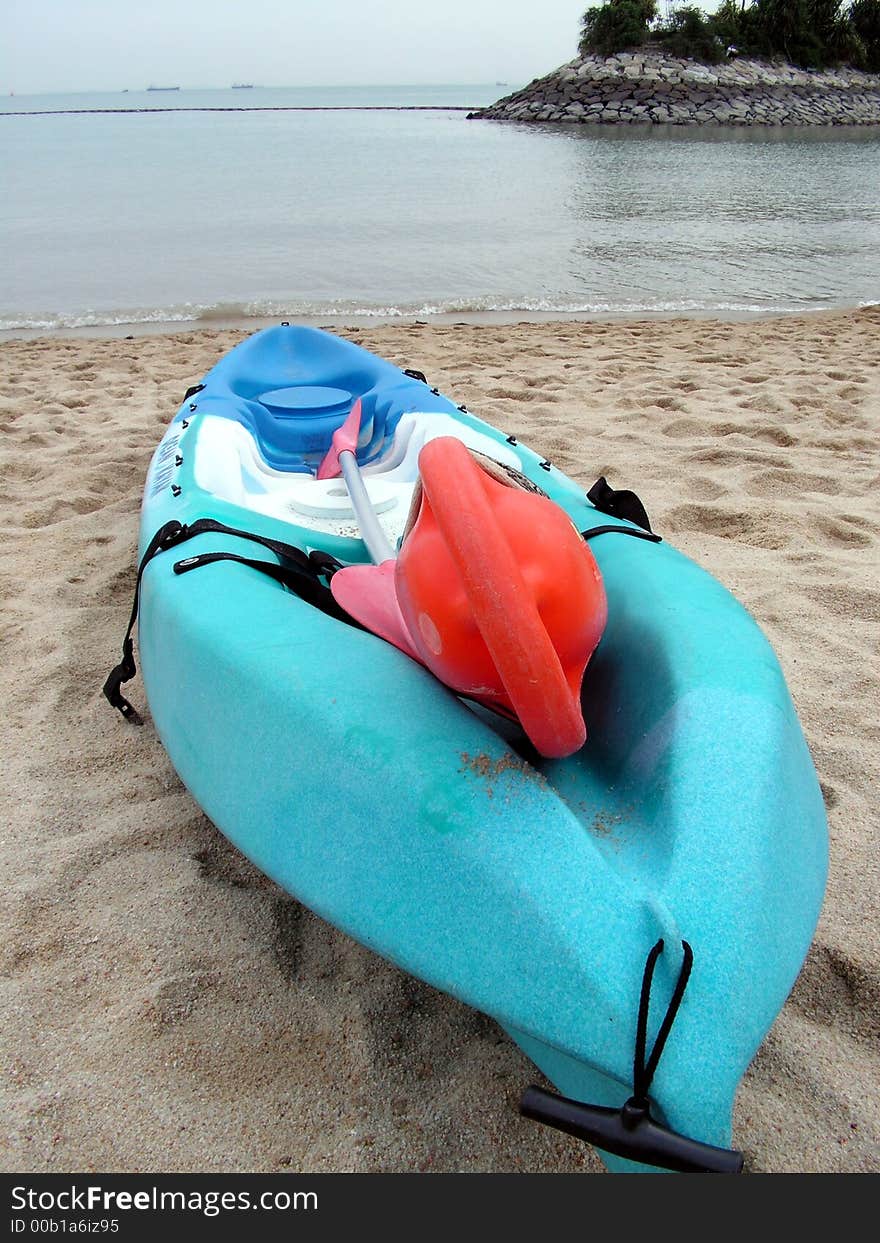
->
[1,308,878,1174]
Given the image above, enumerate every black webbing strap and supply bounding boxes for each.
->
[103,518,351,725]
[102,520,183,724]
[178,516,329,570]
[171,550,362,628]
[587,476,654,532]
[582,523,662,545]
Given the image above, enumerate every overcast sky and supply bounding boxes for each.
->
[2,0,606,95]
[3,1,726,96]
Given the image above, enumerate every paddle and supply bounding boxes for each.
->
[318,402,604,759]
[317,400,421,659]
[316,397,395,563]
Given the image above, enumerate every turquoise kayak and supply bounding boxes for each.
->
[107,324,828,1172]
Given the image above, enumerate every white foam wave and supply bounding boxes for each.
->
[0,294,843,333]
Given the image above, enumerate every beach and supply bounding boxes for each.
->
[1,307,878,1174]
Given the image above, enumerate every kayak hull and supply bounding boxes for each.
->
[135,325,827,1171]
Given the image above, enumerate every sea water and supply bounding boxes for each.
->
[1,84,879,332]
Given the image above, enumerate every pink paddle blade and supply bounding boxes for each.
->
[330,560,421,661]
[316,397,363,480]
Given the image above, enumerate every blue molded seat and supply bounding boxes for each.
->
[187,324,465,474]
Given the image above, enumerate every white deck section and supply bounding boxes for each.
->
[192,412,522,549]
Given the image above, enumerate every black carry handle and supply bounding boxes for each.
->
[519,940,744,1173]
[520,1087,743,1174]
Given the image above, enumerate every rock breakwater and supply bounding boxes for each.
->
[470,53,880,127]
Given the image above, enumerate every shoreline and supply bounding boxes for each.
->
[2,300,877,344]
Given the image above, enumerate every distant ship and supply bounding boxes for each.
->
[147,85,180,92]
[232,83,254,89]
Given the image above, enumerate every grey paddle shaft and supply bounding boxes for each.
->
[339,450,396,564]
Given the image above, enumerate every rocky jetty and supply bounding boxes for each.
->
[470,52,880,127]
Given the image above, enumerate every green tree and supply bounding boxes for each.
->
[579,0,659,57]
[577,0,880,68]
[750,0,858,65]
[850,0,880,69]
[656,5,725,60]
